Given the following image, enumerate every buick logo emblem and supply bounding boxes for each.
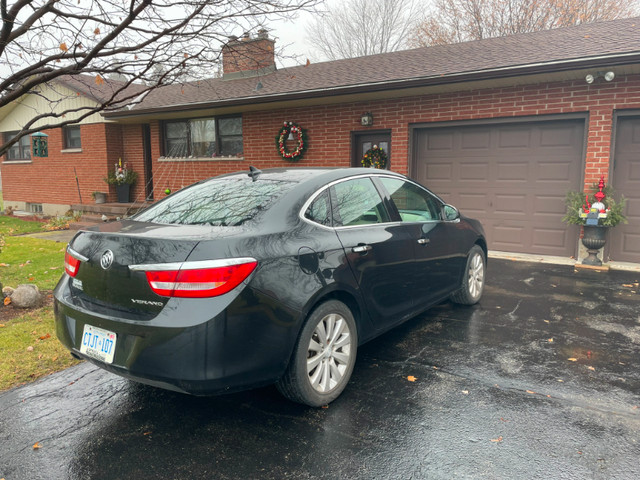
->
[100,250,114,270]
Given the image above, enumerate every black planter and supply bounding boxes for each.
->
[581,225,608,266]
[116,184,131,203]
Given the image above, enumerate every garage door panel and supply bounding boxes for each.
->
[610,116,640,263]
[498,127,532,148]
[539,125,579,147]
[414,118,585,256]
[537,161,573,182]
[459,162,489,180]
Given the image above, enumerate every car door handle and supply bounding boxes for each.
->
[417,238,430,245]
[352,245,372,253]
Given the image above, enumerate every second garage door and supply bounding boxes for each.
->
[412,118,586,257]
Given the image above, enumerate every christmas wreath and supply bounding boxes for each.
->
[276,121,308,161]
[361,145,387,169]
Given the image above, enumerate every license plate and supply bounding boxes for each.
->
[80,324,117,364]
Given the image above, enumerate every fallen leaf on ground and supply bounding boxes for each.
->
[143,431,152,436]
[461,390,469,395]
[4,297,11,306]
[548,338,554,342]
[490,436,503,443]
[39,333,51,340]
[587,366,595,371]
[568,358,578,362]
[526,390,536,394]
[622,284,633,287]
[557,379,564,382]
[26,346,34,352]
[407,376,417,382]
[543,319,550,323]
[33,442,42,449]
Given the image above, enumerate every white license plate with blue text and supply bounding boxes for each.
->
[80,324,117,364]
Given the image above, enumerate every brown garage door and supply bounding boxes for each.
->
[412,118,585,256]
[609,116,640,263]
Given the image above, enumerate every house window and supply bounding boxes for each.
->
[27,203,43,214]
[163,116,243,157]
[3,131,31,161]
[63,125,81,149]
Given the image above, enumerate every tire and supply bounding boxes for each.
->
[451,245,485,305]
[277,300,358,407]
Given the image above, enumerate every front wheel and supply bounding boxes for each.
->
[451,245,485,305]
[277,300,357,407]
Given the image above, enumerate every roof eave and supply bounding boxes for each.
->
[103,51,640,119]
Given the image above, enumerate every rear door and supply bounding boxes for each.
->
[330,177,416,329]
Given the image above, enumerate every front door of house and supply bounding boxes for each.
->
[352,131,391,169]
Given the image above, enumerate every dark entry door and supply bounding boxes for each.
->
[352,131,391,168]
[142,124,154,201]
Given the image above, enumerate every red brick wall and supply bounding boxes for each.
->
[6,74,638,208]
[2,123,122,205]
[139,73,640,199]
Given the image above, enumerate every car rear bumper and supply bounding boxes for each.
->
[53,276,301,395]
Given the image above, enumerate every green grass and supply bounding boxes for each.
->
[0,236,66,289]
[1,216,78,391]
[0,306,80,391]
[0,214,47,235]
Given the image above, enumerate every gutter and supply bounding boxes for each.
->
[103,51,640,119]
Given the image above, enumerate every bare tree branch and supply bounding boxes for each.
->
[409,0,640,47]
[0,0,320,157]
[305,0,420,61]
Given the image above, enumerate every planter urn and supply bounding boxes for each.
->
[116,184,131,203]
[581,225,608,266]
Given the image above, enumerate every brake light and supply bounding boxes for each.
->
[143,259,258,298]
[65,251,81,277]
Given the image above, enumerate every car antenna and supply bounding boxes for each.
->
[248,166,262,182]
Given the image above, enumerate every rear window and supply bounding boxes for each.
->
[133,177,296,226]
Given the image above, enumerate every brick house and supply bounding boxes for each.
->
[2,18,640,263]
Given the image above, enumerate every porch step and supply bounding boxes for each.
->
[71,201,151,217]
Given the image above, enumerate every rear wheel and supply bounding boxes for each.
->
[277,300,357,407]
[451,245,485,305]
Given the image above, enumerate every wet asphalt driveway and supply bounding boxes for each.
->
[1,259,639,479]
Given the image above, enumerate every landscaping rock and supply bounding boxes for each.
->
[11,284,41,308]
[2,286,14,298]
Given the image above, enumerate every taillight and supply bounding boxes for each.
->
[65,251,81,277]
[139,259,258,298]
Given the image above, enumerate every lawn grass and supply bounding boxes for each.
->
[0,235,67,289]
[0,306,80,391]
[1,216,79,391]
[0,214,47,235]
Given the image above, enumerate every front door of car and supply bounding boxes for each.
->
[330,177,417,331]
[376,177,464,310]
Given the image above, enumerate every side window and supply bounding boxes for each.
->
[331,177,389,227]
[305,190,332,226]
[380,178,441,222]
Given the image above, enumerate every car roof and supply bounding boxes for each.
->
[217,167,407,186]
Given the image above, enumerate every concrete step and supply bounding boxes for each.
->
[70,201,151,217]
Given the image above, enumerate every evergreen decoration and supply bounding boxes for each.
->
[361,145,387,169]
[276,121,308,161]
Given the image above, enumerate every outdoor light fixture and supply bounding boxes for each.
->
[585,71,615,84]
[360,112,374,127]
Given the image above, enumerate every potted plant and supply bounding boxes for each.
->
[91,191,107,204]
[105,159,137,203]
[563,176,627,265]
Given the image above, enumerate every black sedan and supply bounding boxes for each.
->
[54,167,486,407]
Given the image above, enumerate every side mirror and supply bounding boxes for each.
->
[443,204,460,221]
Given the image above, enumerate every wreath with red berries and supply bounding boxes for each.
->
[361,145,387,169]
[276,121,308,161]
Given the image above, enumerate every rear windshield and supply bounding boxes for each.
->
[133,177,296,226]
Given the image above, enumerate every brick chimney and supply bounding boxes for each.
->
[222,29,276,79]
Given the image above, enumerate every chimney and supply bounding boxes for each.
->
[222,30,276,79]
